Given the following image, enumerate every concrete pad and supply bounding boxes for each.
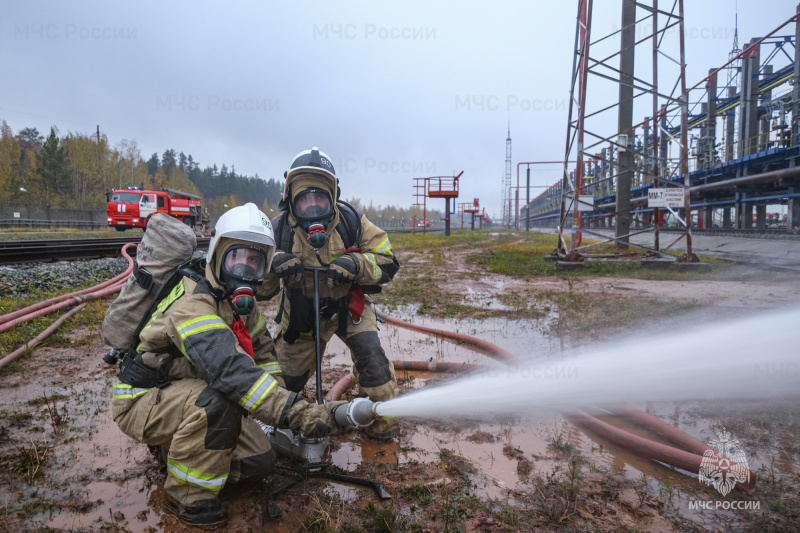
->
[670,261,713,272]
[554,261,589,270]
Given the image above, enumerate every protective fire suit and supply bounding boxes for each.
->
[111,239,333,509]
[262,180,400,438]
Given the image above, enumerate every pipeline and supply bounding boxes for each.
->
[374,309,520,366]
[360,310,757,493]
[0,243,136,330]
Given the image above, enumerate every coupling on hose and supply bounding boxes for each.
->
[332,397,381,429]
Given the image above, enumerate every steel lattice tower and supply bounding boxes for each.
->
[725,11,742,160]
[505,124,512,226]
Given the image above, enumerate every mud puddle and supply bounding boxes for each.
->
[2,301,799,531]
[322,315,799,531]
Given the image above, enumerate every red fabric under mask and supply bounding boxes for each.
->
[231,317,255,360]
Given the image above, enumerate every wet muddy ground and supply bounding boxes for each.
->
[2,233,800,532]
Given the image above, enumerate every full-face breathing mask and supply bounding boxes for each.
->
[292,188,333,248]
[220,245,267,315]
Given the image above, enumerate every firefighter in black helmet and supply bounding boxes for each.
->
[262,147,401,441]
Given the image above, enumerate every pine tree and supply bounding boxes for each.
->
[36,127,70,204]
[17,127,44,147]
[147,153,159,176]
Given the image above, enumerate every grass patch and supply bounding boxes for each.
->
[389,229,518,253]
[0,290,111,372]
[11,439,51,481]
[470,236,729,281]
[541,290,700,340]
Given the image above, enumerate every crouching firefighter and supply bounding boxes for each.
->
[110,203,348,528]
[261,147,401,441]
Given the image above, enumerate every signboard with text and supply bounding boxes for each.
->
[564,193,595,212]
[648,188,684,208]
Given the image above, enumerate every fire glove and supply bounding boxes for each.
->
[271,252,303,283]
[285,400,347,438]
[327,254,360,288]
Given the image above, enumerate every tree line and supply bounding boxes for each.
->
[0,120,443,225]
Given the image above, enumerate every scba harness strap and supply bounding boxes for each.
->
[272,200,363,253]
[273,201,372,343]
[117,258,209,389]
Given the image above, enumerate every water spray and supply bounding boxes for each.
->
[374,307,800,419]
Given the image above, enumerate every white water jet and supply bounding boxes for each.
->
[375,306,800,418]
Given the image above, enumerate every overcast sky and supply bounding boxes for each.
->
[1,0,795,218]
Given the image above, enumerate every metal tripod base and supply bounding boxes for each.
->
[265,462,392,518]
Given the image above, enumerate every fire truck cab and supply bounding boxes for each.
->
[107,187,203,231]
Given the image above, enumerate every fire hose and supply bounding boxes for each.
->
[0,243,758,492]
[0,244,135,327]
[338,308,758,494]
[0,243,136,370]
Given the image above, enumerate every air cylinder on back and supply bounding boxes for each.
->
[102,214,197,351]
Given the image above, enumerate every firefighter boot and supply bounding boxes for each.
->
[164,497,228,529]
[366,416,400,442]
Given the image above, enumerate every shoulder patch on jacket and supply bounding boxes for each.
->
[192,278,216,296]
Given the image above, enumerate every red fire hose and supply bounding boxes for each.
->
[0,243,136,330]
[355,309,757,493]
[0,243,136,370]
[0,303,88,370]
[569,409,757,493]
[374,309,520,366]
[325,361,483,402]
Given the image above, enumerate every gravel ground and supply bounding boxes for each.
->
[0,257,129,298]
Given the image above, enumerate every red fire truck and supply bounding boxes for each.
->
[106,187,203,231]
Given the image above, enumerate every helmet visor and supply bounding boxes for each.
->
[293,188,332,220]
[221,245,268,281]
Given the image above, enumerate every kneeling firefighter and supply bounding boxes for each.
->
[261,148,401,441]
[110,203,351,528]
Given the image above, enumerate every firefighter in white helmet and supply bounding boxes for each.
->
[261,148,401,441]
[111,203,347,528]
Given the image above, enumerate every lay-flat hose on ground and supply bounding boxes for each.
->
[374,309,520,366]
[0,243,136,332]
[0,243,135,326]
[569,409,757,493]
[325,361,483,401]
[0,243,136,370]
[0,303,88,370]
[364,310,756,493]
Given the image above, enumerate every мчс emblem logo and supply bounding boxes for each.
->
[698,430,750,497]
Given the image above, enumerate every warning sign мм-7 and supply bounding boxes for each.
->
[648,188,685,208]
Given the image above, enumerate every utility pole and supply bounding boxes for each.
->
[505,124,512,227]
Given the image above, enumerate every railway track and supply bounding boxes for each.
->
[0,236,211,265]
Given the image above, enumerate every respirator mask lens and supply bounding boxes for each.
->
[294,189,332,220]
[221,246,267,315]
[222,247,267,280]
